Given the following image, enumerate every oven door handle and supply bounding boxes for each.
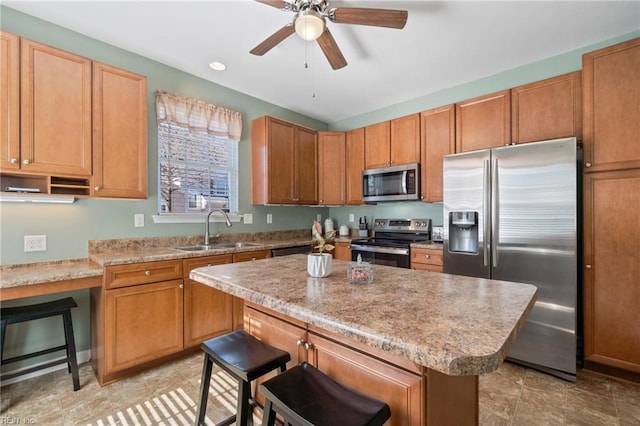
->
[350,245,409,256]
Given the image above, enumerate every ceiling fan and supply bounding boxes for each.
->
[250,0,408,70]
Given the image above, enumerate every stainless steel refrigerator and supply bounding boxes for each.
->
[443,137,578,380]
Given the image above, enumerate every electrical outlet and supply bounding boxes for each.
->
[24,235,47,252]
[267,213,273,224]
[134,214,144,227]
[244,213,253,224]
[349,213,355,222]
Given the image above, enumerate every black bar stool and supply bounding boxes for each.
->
[196,330,291,426]
[0,297,80,391]
[260,362,391,426]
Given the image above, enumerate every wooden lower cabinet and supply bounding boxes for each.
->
[104,279,184,374]
[333,240,351,261]
[183,254,234,348]
[307,331,424,425]
[410,248,443,273]
[583,168,640,376]
[244,303,424,425]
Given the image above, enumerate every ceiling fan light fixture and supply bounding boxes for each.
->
[294,10,325,41]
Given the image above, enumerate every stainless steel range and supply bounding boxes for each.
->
[350,219,431,268]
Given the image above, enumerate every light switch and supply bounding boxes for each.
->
[134,214,144,227]
[244,213,253,224]
[267,213,273,224]
[349,213,355,222]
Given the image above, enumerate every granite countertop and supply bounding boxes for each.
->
[190,254,537,377]
[0,259,104,289]
[411,241,444,250]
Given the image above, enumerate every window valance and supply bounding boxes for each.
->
[155,90,242,141]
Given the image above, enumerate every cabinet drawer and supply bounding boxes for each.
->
[183,254,232,278]
[105,260,182,289]
[232,249,271,263]
[411,262,443,273]
[411,248,443,266]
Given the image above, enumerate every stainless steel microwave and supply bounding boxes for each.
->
[362,163,420,203]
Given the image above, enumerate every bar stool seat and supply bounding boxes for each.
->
[260,362,391,426]
[0,297,80,391]
[196,330,291,426]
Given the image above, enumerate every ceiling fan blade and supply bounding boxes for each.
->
[250,24,295,56]
[254,0,293,11]
[317,29,347,70]
[331,7,408,29]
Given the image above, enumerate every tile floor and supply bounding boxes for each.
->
[1,353,639,425]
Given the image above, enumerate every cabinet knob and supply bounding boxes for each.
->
[251,257,256,261]
[425,254,430,259]
[10,158,18,164]
[22,159,30,165]
[585,163,592,168]
[304,342,314,351]
[179,284,184,289]
[94,186,101,191]
[296,339,305,347]
[145,270,151,276]
[585,264,592,269]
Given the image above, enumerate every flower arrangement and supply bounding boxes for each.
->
[312,220,336,255]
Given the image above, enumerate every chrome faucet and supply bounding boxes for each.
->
[204,209,232,245]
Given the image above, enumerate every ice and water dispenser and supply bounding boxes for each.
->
[448,211,479,254]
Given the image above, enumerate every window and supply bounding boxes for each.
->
[158,122,238,213]
[154,91,242,217]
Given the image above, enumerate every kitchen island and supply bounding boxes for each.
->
[190,254,537,425]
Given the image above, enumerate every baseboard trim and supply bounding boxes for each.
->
[0,350,91,386]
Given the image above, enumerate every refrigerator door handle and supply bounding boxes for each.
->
[491,158,499,268]
[483,159,490,267]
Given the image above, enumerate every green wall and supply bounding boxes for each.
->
[1,5,637,377]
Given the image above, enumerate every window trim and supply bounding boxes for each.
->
[152,212,245,224]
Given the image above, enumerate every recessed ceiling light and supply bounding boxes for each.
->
[209,61,226,71]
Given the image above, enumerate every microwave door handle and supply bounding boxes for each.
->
[401,170,408,194]
[483,159,490,267]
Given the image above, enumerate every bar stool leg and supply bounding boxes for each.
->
[62,310,80,391]
[236,379,253,426]
[261,399,276,426]
[196,354,213,426]
[0,319,7,363]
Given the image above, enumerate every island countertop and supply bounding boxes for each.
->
[190,254,537,376]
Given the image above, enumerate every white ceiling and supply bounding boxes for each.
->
[5,1,639,124]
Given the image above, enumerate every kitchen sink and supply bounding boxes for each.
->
[174,242,264,251]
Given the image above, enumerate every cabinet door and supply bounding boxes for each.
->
[244,305,307,406]
[105,279,184,373]
[346,127,365,205]
[93,62,147,198]
[390,113,420,166]
[583,37,640,172]
[365,121,391,168]
[583,169,640,373]
[295,126,318,205]
[0,31,19,170]
[183,254,233,348]
[333,241,351,261]
[511,71,582,144]
[455,90,510,153]
[265,117,295,204]
[307,332,424,426]
[420,105,454,202]
[20,38,92,176]
[318,131,346,205]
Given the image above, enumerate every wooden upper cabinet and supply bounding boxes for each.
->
[0,31,19,171]
[346,127,365,205]
[92,62,147,199]
[318,131,346,205]
[455,89,511,153]
[512,71,582,144]
[365,115,420,169]
[582,37,640,172]
[390,113,420,166]
[295,126,319,205]
[420,105,455,203]
[20,38,92,176]
[252,116,317,205]
[364,121,390,169]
